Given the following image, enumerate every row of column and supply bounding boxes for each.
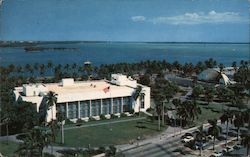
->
[59,97,129,119]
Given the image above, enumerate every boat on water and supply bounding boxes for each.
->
[84,60,92,65]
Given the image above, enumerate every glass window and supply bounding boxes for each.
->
[113,97,122,114]
[80,101,90,118]
[91,99,101,116]
[102,98,111,115]
[140,94,145,109]
[68,102,78,119]
[56,103,66,118]
[123,97,132,112]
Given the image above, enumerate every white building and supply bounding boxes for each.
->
[13,74,150,122]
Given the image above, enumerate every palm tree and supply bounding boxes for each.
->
[204,86,216,105]
[195,125,206,156]
[208,119,221,150]
[220,109,233,147]
[187,101,202,124]
[16,127,51,157]
[56,109,66,144]
[241,133,250,156]
[233,111,244,141]
[45,91,58,122]
[191,85,204,104]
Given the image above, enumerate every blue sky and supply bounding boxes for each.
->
[0,0,249,42]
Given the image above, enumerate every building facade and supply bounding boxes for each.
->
[13,74,150,122]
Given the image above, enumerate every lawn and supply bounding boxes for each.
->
[195,101,224,125]
[0,141,19,157]
[55,117,166,147]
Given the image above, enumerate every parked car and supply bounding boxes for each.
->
[207,135,214,140]
[233,144,243,150]
[181,132,193,139]
[222,146,234,154]
[182,136,194,143]
[217,135,226,141]
[210,151,223,157]
[228,131,237,137]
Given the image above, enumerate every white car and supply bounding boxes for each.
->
[210,151,223,157]
[226,146,234,153]
[181,136,194,143]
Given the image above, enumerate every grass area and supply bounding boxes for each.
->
[55,117,166,147]
[195,101,224,125]
[0,141,19,157]
[63,116,139,128]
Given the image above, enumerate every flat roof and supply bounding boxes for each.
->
[46,80,133,95]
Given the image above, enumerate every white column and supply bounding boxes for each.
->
[121,97,124,113]
[66,102,68,118]
[100,99,103,115]
[111,98,113,114]
[78,101,80,119]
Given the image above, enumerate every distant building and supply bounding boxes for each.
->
[197,68,235,85]
[13,74,150,122]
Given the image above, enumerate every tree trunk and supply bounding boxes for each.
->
[61,122,64,144]
[162,103,164,126]
[247,145,249,156]
[237,127,239,141]
[225,121,229,147]
[158,115,161,131]
[6,123,9,145]
[213,136,215,150]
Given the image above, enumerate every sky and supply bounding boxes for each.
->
[0,0,249,42]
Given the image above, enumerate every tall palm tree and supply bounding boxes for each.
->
[241,133,250,156]
[220,109,233,146]
[191,85,204,105]
[204,86,216,105]
[56,109,66,144]
[233,111,244,141]
[208,119,221,150]
[195,125,206,156]
[16,127,51,157]
[45,91,58,122]
[187,101,202,124]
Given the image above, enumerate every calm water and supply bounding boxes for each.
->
[0,42,249,67]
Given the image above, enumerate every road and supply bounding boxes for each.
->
[120,121,246,157]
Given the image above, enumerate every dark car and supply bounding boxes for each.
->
[217,135,226,141]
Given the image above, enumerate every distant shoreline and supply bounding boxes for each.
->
[0,41,249,48]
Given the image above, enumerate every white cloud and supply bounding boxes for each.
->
[131,16,146,22]
[132,11,248,25]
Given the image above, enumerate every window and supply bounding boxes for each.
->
[102,99,111,115]
[68,102,78,119]
[140,94,145,109]
[91,99,101,116]
[80,101,90,118]
[113,97,122,114]
[123,97,132,112]
[56,103,66,118]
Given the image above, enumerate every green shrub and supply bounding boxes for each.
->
[76,119,84,123]
[100,114,106,120]
[89,117,96,121]
[120,113,127,117]
[129,109,135,114]
[65,119,74,125]
[110,114,117,119]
